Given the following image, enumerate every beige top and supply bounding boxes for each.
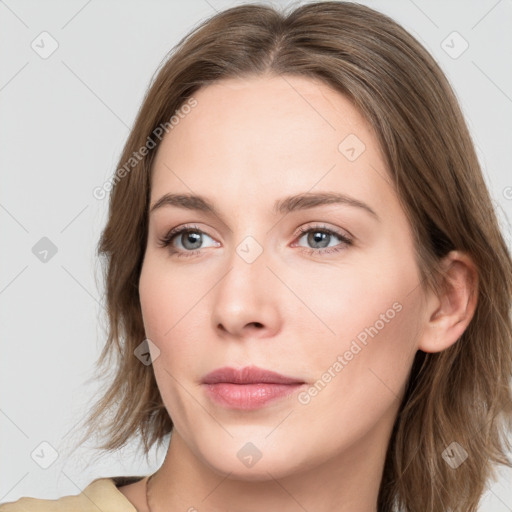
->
[0,476,145,512]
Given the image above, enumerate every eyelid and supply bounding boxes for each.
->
[157,223,219,248]
[292,222,353,242]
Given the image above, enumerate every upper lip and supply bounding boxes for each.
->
[202,366,305,385]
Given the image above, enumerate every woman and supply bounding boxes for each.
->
[2,1,511,511]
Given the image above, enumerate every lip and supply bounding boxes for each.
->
[202,366,306,410]
[202,365,305,385]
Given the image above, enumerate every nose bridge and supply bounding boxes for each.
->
[222,209,271,284]
[235,233,266,267]
[219,232,270,303]
[211,229,281,336]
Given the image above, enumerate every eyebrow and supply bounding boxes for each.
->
[149,191,379,221]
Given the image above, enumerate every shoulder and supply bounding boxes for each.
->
[0,476,144,512]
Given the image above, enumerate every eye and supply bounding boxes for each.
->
[157,224,219,258]
[157,223,353,259]
[293,224,352,255]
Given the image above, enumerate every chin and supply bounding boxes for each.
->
[193,436,315,482]
[203,456,298,482]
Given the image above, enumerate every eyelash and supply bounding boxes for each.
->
[157,223,353,259]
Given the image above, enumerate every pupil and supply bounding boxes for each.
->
[184,231,202,249]
[309,231,329,248]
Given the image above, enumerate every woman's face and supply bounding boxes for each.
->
[139,74,428,479]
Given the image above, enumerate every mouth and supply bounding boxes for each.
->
[201,365,306,410]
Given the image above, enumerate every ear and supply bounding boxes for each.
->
[418,250,479,353]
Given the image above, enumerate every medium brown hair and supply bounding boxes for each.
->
[70,2,512,510]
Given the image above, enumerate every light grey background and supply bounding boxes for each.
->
[1,0,511,509]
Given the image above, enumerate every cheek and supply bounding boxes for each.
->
[139,253,197,338]
[294,239,423,396]
[295,245,418,347]
[299,296,421,439]
[139,256,204,426]
[138,253,209,371]
[139,268,167,339]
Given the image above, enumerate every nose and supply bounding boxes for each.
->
[211,241,282,340]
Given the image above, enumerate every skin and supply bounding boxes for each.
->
[118,74,478,512]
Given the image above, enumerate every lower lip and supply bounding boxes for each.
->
[203,382,304,410]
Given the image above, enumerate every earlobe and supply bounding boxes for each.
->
[418,251,478,354]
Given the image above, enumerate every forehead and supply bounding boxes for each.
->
[150,74,392,217]
[158,74,374,159]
